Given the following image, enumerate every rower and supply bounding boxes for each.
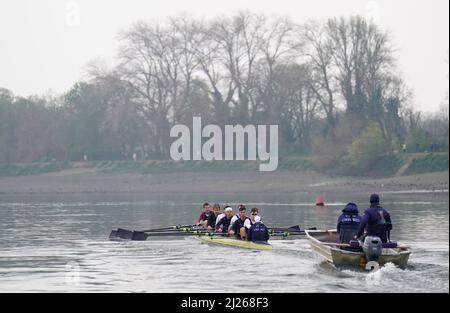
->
[336,202,361,243]
[356,194,392,243]
[215,206,234,234]
[230,205,251,239]
[228,204,243,233]
[215,204,229,228]
[196,202,211,227]
[247,215,269,243]
[206,203,221,229]
[244,207,259,230]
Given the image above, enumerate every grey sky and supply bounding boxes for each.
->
[0,0,448,113]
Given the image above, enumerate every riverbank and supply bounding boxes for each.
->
[0,153,448,178]
[0,166,447,195]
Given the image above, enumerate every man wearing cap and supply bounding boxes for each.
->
[215,206,234,234]
[356,194,392,243]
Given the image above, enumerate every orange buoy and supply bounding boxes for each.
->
[315,196,324,206]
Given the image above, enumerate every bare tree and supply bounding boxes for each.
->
[118,22,184,156]
[193,18,235,126]
[275,63,320,147]
[301,21,338,137]
[257,16,297,123]
[326,16,394,118]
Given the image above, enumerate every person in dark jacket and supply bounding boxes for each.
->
[247,216,269,242]
[215,207,234,234]
[356,194,392,243]
[336,202,362,243]
[206,203,221,229]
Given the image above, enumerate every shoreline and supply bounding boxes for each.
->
[0,169,447,195]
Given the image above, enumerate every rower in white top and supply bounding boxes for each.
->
[244,207,260,229]
[229,205,251,239]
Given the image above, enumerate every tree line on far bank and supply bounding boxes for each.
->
[0,13,448,175]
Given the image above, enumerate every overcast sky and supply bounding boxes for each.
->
[0,0,448,112]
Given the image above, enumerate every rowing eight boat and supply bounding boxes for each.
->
[196,236,273,250]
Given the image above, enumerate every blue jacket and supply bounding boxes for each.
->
[247,222,269,242]
[337,203,361,243]
[356,206,392,243]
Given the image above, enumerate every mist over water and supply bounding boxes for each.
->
[0,192,448,292]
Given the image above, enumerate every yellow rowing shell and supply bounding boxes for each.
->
[196,236,273,250]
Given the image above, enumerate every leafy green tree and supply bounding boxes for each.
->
[405,128,437,153]
[347,122,388,171]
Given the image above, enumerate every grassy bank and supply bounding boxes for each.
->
[0,153,447,178]
[0,162,70,177]
[90,156,314,174]
[405,153,449,175]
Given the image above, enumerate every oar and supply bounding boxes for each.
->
[113,228,134,240]
[109,230,118,239]
[270,230,302,236]
[269,225,301,232]
[269,226,317,232]
[109,225,199,240]
[140,224,198,232]
[269,226,317,235]
[131,230,230,241]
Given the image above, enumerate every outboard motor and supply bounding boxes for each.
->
[363,236,383,262]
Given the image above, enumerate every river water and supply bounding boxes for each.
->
[0,191,448,293]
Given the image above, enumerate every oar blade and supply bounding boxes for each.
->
[109,230,118,240]
[131,231,149,241]
[116,228,134,240]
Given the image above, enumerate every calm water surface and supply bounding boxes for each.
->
[0,191,448,292]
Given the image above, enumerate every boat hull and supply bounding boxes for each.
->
[306,230,410,270]
[197,236,272,250]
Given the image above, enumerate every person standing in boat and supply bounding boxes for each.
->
[336,203,362,243]
[355,194,392,243]
[206,203,221,230]
[247,215,270,243]
[215,206,234,234]
[196,202,211,227]
[229,205,251,239]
